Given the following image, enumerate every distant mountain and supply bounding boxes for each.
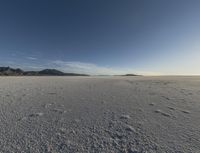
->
[124,74,141,76]
[114,74,142,76]
[0,67,89,76]
[0,67,24,76]
[38,69,65,76]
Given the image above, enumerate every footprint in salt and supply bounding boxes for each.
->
[29,112,44,117]
[154,109,171,117]
[181,110,190,114]
[120,114,131,120]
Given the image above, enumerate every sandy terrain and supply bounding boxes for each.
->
[0,76,200,153]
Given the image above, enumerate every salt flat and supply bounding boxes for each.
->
[0,76,200,153]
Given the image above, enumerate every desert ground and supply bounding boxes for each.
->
[0,76,199,153]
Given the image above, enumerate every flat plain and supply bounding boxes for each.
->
[0,76,200,153]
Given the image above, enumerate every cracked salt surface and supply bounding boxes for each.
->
[0,76,199,152]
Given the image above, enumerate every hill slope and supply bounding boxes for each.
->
[0,67,89,76]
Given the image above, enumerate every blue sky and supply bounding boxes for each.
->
[0,0,200,75]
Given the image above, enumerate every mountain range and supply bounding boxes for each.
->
[0,67,89,76]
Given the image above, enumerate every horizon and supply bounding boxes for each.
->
[0,0,200,75]
[2,66,200,76]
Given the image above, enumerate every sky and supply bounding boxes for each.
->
[0,0,200,75]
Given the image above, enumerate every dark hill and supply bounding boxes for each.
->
[38,69,65,76]
[0,67,24,76]
[0,67,89,76]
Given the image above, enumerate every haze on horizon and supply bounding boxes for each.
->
[0,0,200,75]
